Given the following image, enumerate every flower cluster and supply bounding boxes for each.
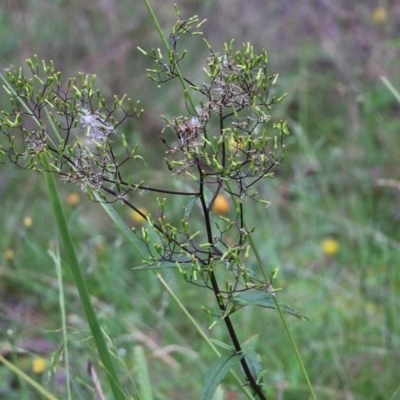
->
[0,60,143,198]
[0,14,291,398]
[0,21,289,296]
[138,29,290,295]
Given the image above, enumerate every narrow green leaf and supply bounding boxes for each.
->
[241,350,263,385]
[40,154,125,400]
[381,76,400,104]
[132,264,176,271]
[209,339,235,352]
[134,346,153,400]
[94,193,147,258]
[241,334,259,353]
[200,353,243,400]
[0,354,58,400]
[203,185,214,208]
[132,258,192,271]
[237,334,264,384]
[184,195,198,220]
[231,292,309,320]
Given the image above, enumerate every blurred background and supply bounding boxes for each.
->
[1,0,400,399]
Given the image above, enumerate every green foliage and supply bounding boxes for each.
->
[230,292,308,321]
[200,353,243,400]
[1,1,400,400]
[134,345,154,400]
[0,4,302,398]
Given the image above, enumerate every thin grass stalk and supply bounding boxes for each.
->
[381,76,400,103]
[9,340,29,399]
[49,249,72,399]
[141,0,197,114]
[0,354,59,400]
[226,181,318,400]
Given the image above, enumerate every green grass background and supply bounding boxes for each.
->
[1,1,400,399]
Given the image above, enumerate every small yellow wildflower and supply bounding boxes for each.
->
[131,208,148,225]
[213,194,230,215]
[32,357,46,375]
[67,192,81,207]
[322,239,340,257]
[23,216,33,229]
[373,7,387,25]
[4,249,15,261]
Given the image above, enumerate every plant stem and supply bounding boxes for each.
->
[141,0,196,113]
[157,274,256,400]
[197,168,266,398]
[381,76,400,103]
[227,182,317,399]
[0,354,59,400]
[274,300,317,400]
[208,273,267,400]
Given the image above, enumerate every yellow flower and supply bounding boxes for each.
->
[322,239,340,257]
[23,216,33,229]
[67,192,81,207]
[32,357,46,375]
[213,194,230,215]
[131,208,148,225]
[4,249,15,261]
[373,7,387,25]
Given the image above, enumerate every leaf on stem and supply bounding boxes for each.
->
[200,353,243,400]
[132,257,193,271]
[231,292,309,321]
[184,195,199,220]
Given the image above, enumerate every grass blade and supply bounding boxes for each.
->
[40,152,126,400]
[0,354,58,400]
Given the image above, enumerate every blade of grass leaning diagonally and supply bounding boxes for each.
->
[2,69,247,398]
[381,76,400,104]
[1,71,126,400]
[0,354,59,400]
[40,152,126,400]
